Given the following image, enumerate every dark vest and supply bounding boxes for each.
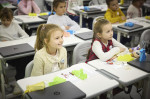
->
[86,39,113,63]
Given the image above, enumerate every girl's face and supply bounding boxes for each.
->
[1,18,12,27]
[98,23,113,43]
[108,0,119,11]
[54,2,66,16]
[48,30,64,51]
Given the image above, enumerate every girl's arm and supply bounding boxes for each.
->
[92,40,120,61]
[18,0,32,14]
[112,38,129,53]
[31,0,41,14]
[16,23,29,38]
[31,53,44,76]
[66,16,80,31]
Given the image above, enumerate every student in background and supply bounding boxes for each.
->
[105,0,126,24]
[127,0,146,19]
[47,0,80,31]
[31,24,67,76]
[18,0,41,15]
[0,8,33,94]
[86,18,128,63]
[66,0,93,29]
[0,8,29,41]
[105,0,128,44]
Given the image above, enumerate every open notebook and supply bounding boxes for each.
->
[0,43,35,57]
[27,81,86,99]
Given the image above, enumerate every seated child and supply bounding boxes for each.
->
[18,0,41,15]
[31,24,67,76]
[47,0,80,32]
[0,8,29,41]
[105,0,126,24]
[127,0,146,19]
[86,18,128,63]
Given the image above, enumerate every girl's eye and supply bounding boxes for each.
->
[56,37,59,39]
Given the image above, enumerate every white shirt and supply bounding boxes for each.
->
[0,20,29,41]
[47,14,80,31]
[127,4,142,19]
[92,38,128,61]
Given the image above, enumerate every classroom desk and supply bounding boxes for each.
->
[72,4,127,27]
[113,17,150,46]
[87,59,149,86]
[2,3,17,11]
[87,59,150,99]
[0,28,90,51]
[14,15,47,30]
[17,63,119,99]
[0,28,91,99]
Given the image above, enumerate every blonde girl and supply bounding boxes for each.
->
[86,18,128,62]
[31,24,67,76]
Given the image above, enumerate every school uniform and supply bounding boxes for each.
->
[47,14,80,31]
[86,38,128,62]
[31,47,67,76]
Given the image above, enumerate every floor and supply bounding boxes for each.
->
[0,64,143,99]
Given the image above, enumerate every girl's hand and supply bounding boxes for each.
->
[111,55,118,60]
[119,47,126,52]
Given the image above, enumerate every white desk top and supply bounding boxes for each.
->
[14,15,46,24]
[88,59,149,86]
[17,63,119,99]
[0,28,90,48]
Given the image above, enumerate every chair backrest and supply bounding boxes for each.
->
[140,29,150,53]
[140,29,150,47]
[13,9,18,16]
[72,41,92,65]
[25,60,33,78]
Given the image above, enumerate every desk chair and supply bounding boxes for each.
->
[72,41,92,65]
[25,60,33,78]
[140,29,150,51]
[13,9,18,16]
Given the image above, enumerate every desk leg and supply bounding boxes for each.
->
[1,72,6,99]
[117,31,121,42]
[80,13,83,28]
[130,36,135,47]
[142,76,150,99]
